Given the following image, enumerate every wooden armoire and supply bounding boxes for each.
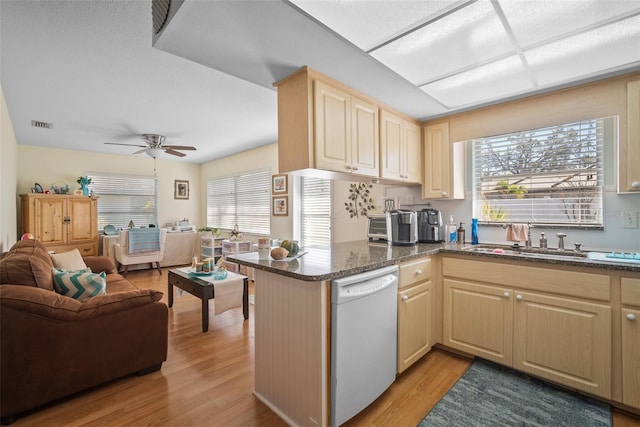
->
[20,194,99,256]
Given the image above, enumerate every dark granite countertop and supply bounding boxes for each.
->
[228,240,640,281]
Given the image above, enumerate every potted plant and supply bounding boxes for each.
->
[76,176,92,196]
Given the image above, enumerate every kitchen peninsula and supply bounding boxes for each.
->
[229,241,640,426]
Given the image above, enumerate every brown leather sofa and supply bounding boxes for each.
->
[0,239,168,424]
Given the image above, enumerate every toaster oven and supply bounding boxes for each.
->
[367,214,388,241]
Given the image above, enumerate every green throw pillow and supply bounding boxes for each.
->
[52,268,106,301]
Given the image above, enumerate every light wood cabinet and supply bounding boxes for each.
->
[622,80,640,192]
[442,257,612,399]
[422,122,464,199]
[314,80,379,177]
[443,279,513,365]
[275,67,380,179]
[20,194,98,256]
[397,257,434,374]
[380,110,421,184]
[512,290,611,399]
[621,277,640,408]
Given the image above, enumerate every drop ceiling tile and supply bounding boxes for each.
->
[290,0,458,51]
[500,0,640,48]
[525,15,640,86]
[370,1,515,85]
[420,55,534,108]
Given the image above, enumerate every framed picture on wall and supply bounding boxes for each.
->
[272,196,288,216]
[174,180,189,200]
[272,174,288,195]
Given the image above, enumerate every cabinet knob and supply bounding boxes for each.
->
[352,165,358,171]
[442,192,447,197]
[516,294,523,301]
[632,181,640,189]
[503,292,510,298]
[627,313,637,321]
[402,295,409,301]
[345,165,353,170]
[415,269,423,275]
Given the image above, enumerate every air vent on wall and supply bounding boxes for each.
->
[152,0,171,35]
[31,120,53,129]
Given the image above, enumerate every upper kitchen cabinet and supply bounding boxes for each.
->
[380,110,421,184]
[623,80,640,192]
[275,67,379,179]
[422,122,464,199]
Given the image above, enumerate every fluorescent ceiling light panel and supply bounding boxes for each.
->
[370,1,514,85]
[499,0,640,48]
[420,55,533,108]
[525,15,640,86]
[289,0,458,51]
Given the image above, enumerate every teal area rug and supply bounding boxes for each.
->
[419,358,612,427]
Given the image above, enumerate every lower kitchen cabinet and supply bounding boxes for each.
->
[398,281,434,374]
[443,279,513,365]
[512,291,611,399]
[442,257,612,399]
[622,277,640,408]
[397,257,433,374]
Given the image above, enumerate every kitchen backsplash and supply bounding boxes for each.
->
[385,185,640,252]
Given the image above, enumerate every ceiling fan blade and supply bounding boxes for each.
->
[165,149,186,157]
[163,145,197,151]
[105,142,147,148]
[132,149,147,155]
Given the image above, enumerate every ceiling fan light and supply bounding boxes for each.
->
[145,148,164,158]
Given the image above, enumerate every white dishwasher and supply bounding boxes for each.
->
[331,265,398,426]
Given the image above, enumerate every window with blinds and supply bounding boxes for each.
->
[86,172,157,231]
[300,177,331,247]
[206,170,270,235]
[472,118,605,227]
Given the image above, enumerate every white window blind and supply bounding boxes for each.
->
[207,170,270,235]
[301,177,331,247]
[472,118,605,227]
[86,172,157,231]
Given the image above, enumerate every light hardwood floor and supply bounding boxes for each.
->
[11,268,640,426]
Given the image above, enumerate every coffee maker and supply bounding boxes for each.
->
[387,209,417,246]
[418,208,443,243]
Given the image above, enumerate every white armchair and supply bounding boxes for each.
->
[114,229,167,277]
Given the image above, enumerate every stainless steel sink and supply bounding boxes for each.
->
[461,245,588,261]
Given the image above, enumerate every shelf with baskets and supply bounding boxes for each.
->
[200,236,223,263]
[222,240,253,276]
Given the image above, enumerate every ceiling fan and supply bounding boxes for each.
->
[105,134,196,158]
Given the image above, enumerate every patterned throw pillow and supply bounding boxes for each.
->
[52,268,106,301]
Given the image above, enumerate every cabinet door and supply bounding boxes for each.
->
[513,291,611,399]
[35,197,65,245]
[624,80,640,192]
[351,95,379,177]
[422,122,451,199]
[443,279,513,365]
[67,198,95,244]
[622,307,640,408]
[404,121,422,183]
[398,281,433,374]
[380,110,403,180]
[314,80,351,173]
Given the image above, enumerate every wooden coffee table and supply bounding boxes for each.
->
[168,268,249,332]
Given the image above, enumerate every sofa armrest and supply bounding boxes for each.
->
[83,256,117,274]
[0,285,163,321]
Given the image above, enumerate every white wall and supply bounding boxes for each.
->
[0,85,18,251]
[16,145,201,230]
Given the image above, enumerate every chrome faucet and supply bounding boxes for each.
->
[556,233,567,250]
[525,222,533,248]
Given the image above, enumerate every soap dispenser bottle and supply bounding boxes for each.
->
[448,215,457,243]
[457,222,466,244]
[539,232,547,248]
